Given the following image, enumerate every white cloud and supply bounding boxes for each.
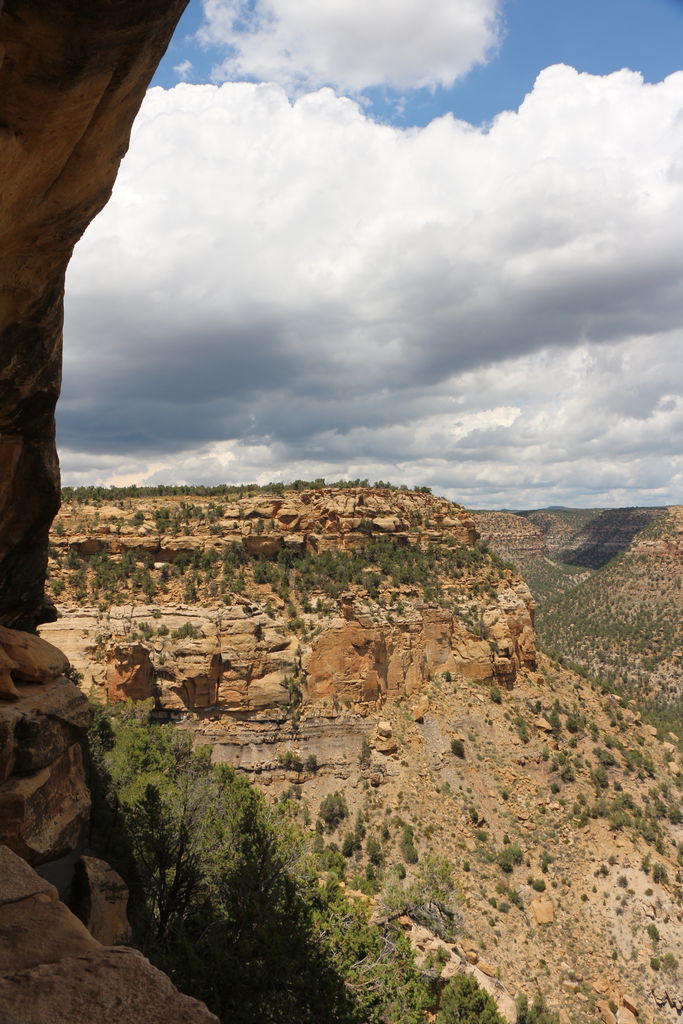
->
[173,59,194,82]
[198,0,501,93]
[61,67,683,506]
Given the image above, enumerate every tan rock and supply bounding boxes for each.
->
[617,1009,638,1024]
[0,627,68,688]
[0,893,99,974]
[535,717,553,733]
[411,699,429,722]
[440,959,461,981]
[72,857,130,946]
[106,644,154,703]
[0,845,57,905]
[530,898,554,925]
[597,1000,617,1024]
[0,847,217,1024]
[374,733,398,755]
[0,743,90,864]
[242,534,284,558]
[0,646,20,699]
[477,960,496,977]
[621,995,639,1016]
[0,946,219,1024]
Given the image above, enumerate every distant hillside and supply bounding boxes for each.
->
[539,507,683,705]
[524,507,665,570]
[476,505,682,713]
[473,509,593,606]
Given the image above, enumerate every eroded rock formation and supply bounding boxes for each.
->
[0,845,218,1023]
[0,0,188,629]
[0,627,91,863]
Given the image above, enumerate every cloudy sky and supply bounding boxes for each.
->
[61,0,683,508]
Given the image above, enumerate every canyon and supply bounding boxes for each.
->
[24,483,683,1024]
[475,506,683,706]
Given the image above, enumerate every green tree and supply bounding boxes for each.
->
[437,974,505,1023]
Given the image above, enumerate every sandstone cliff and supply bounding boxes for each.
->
[0,0,187,629]
[41,488,537,748]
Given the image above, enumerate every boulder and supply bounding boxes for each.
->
[596,1002,617,1024]
[411,699,429,722]
[477,961,496,977]
[530,898,554,925]
[0,744,90,864]
[0,845,57,905]
[621,995,639,1016]
[0,846,218,1023]
[0,675,92,864]
[0,627,69,691]
[72,856,131,946]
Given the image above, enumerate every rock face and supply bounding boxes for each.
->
[0,0,188,630]
[0,628,91,864]
[71,855,131,946]
[0,845,219,1024]
[40,489,538,768]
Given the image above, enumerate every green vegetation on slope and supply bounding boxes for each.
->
[62,479,433,502]
[49,529,510,627]
[538,512,683,706]
[87,703,506,1024]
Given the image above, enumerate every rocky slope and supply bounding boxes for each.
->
[474,510,593,606]
[37,486,683,1024]
[533,508,666,570]
[475,507,667,607]
[538,507,683,705]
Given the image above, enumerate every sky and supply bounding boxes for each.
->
[60,0,683,508]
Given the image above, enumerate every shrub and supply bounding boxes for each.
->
[497,845,523,874]
[652,862,669,885]
[319,791,349,832]
[366,836,383,866]
[451,738,465,759]
[514,716,529,744]
[342,832,361,857]
[171,621,201,640]
[516,992,561,1023]
[400,825,419,864]
[662,952,678,974]
[437,974,505,1023]
[279,750,303,772]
